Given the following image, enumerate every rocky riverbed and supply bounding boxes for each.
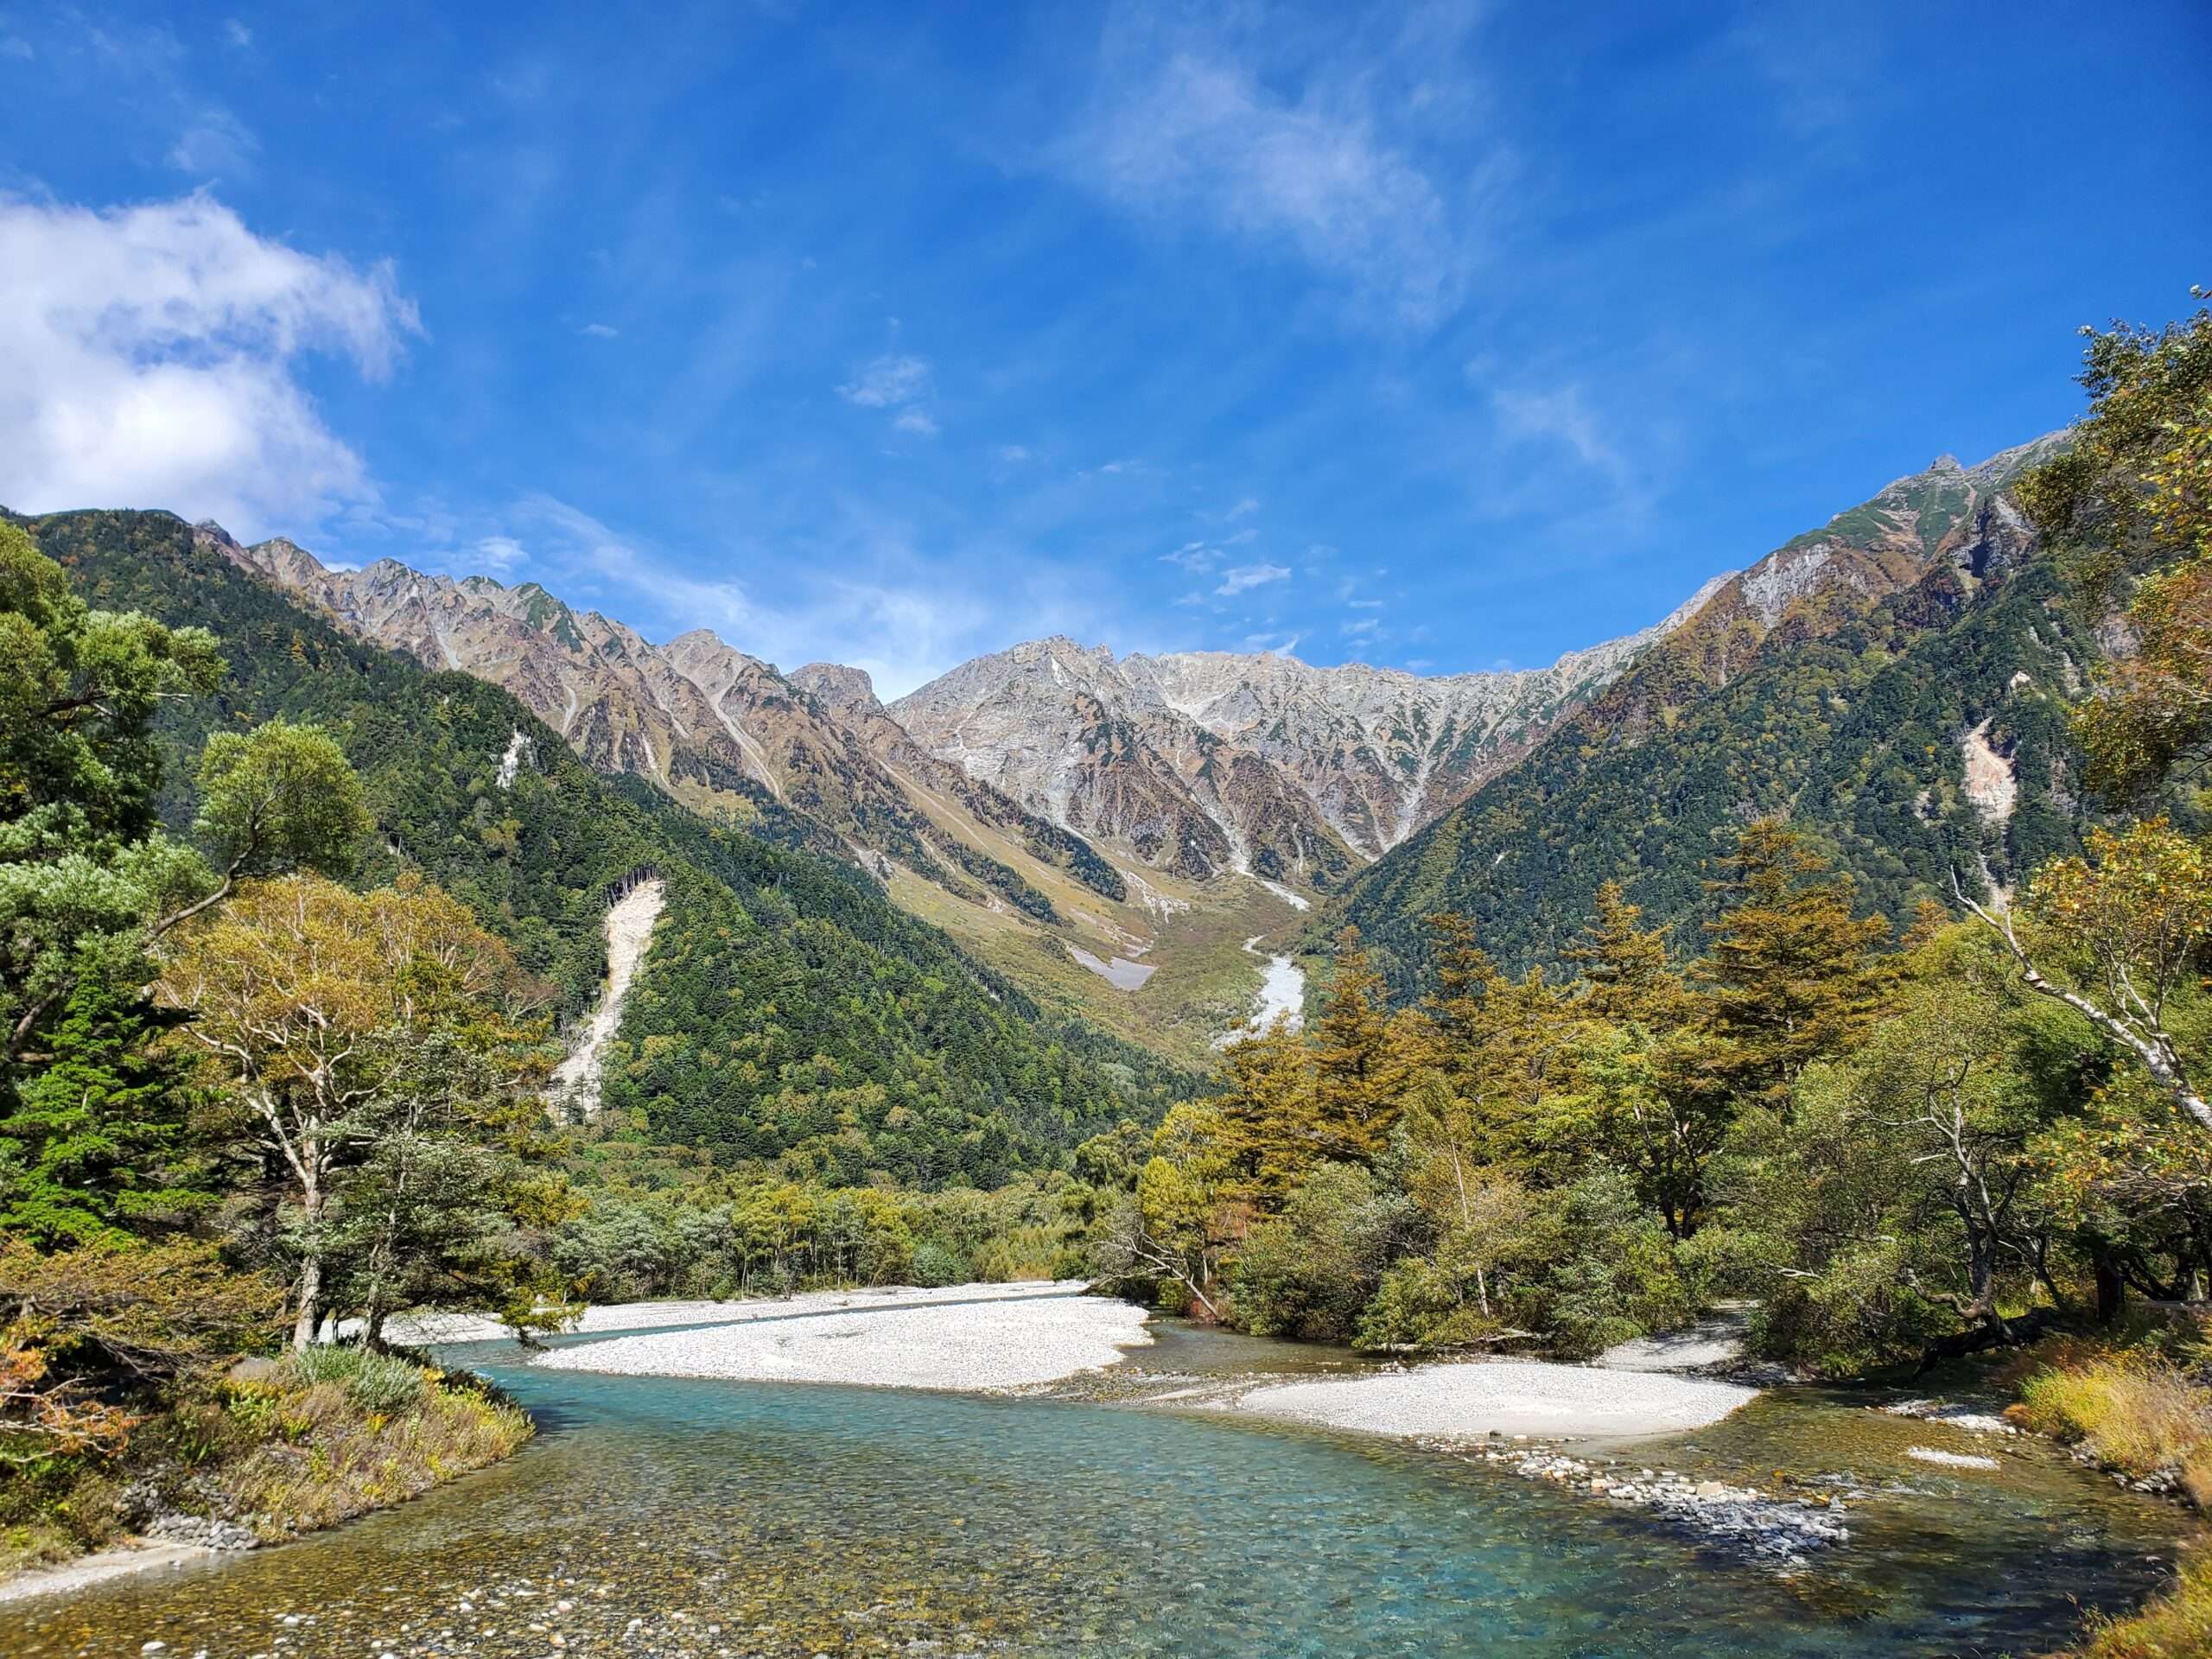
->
[1449,1440,1852,1568]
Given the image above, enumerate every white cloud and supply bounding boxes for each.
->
[1224,526,1259,545]
[168,106,260,177]
[2,35,32,59]
[1226,495,1259,518]
[998,443,1033,462]
[1342,616,1379,638]
[0,193,419,537]
[475,535,527,575]
[1059,8,1497,327]
[838,353,931,409]
[580,321,620,339]
[1161,540,1216,571]
[223,18,252,48]
[1217,562,1290,596]
[1243,630,1303,656]
[839,351,939,438]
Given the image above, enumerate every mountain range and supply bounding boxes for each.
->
[210,528,1700,890]
[28,507,1193,1182]
[172,429,2077,1051]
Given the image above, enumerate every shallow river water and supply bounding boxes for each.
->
[1,1321,2185,1658]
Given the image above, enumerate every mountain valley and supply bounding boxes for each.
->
[181,433,2083,1052]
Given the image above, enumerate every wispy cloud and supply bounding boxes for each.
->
[1490,383,1628,482]
[508,494,1050,698]
[168,105,259,178]
[1217,561,1290,596]
[998,443,1033,462]
[474,535,527,575]
[0,192,418,537]
[580,321,620,339]
[839,352,931,408]
[1726,6,1890,149]
[838,351,938,438]
[1056,4,1500,327]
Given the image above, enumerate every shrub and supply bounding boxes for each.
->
[1353,1258,1504,1353]
[909,1241,970,1288]
[282,1344,431,1415]
[1515,1170,1691,1361]
[1231,1164,1416,1343]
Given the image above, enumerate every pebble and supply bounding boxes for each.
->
[1450,1440,1852,1567]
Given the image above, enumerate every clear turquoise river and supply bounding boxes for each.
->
[2,1321,2183,1657]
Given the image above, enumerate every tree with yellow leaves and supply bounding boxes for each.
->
[160,873,544,1347]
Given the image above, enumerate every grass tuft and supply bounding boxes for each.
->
[2075,1548,2212,1658]
[2013,1349,2212,1503]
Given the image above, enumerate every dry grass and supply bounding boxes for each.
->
[0,1351,531,1581]
[2009,1342,2212,1656]
[209,1362,532,1539]
[2012,1349,2212,1505]
[2074,1548,2212,1658]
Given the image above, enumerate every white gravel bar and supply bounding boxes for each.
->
[1234,1358,1758,1441]
[386,1279,1102,1346]
[524,1281,1154,1393]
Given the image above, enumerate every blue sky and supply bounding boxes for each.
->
[2,2,2206,696]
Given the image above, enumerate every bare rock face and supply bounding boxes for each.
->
[199,526,1127,925]
[204,516,1710,901]
[888,617,1697,882]
[789,661,883,717]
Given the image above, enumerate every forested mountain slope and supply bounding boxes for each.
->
[1327,441,2094,991]
[195,528,1332,1063]
[29,508,1192,1183]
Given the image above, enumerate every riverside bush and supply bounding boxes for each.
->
[909,1241,970,1287]
[283,1344,433,1414]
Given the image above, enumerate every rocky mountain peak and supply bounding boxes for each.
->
[791,661,883,715]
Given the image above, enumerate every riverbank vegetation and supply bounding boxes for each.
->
[0,520,545,1573]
